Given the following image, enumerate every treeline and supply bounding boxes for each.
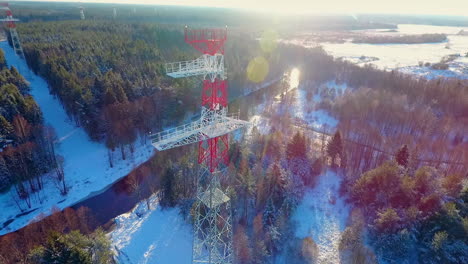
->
[9,2,397,32]
[352,33,447,44]
[0,49,66,207]
[0,206,113,264]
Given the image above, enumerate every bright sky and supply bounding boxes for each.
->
[18,0,468,16]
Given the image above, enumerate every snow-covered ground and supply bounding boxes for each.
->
[263,69,350,263]
[110,193,192,264]
[291,24,468,79]
[290,79,344,131]
[294,80,346,130]
[289,76,349,263]
[0,41,155,235]
[292,170,350,264]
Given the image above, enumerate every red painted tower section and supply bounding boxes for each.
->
[1,3,16,28]
[0,2,24,58]
[184,27,229,173]
[4,9,15,28]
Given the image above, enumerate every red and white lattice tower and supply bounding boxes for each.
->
[150,26,248,264]
[79,5,85,20]
[0,2,24,58]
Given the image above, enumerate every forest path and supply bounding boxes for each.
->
[277,71,350,263]
[0,41,154,235]
[292,170,350,263]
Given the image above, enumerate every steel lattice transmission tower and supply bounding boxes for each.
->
[79,6,85,20]
[0,2,24,58]
[150,26,248,264]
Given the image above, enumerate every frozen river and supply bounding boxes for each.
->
[292,24,468,79]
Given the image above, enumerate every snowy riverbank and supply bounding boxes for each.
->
[0,41,155,235]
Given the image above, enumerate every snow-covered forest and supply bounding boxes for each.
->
[0,2,467,264]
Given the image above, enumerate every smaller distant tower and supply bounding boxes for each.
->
[79,6,85,20]
[133,7,136,14]
[113,7,117,19]
[0,2,24,58]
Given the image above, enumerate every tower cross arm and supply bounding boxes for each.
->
[0,18,19,22]
[165,54,225,81]
[150,114,249,151]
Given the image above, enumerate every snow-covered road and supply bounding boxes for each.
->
[0,41,155,235]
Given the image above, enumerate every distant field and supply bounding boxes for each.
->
[352,33,448,44]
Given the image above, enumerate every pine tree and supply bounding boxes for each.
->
[103,88,117,105]
[0,156,11,191]
[12,115,32,143]
[374,208,400,232]
[431,231,448,251]
[327,131,343,167]
[160,165,176,207]
[267,162,286,208]
[0,115,14,138]
[35,231,92,264]
[286,132,307,160]
[233,225,252,263]
[0,49,6,69]
[395,144,409,168]
[90,229,114,264]
[114,85,128,103]
[263,198,276,226]
[301,237,318,263]
[311,158,322,177]
[28,229,113,264]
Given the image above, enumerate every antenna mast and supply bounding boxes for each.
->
[150,26,247,264]
[79,5,85,20]
[0,2,24,58]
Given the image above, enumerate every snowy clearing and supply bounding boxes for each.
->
[293,79,344,130]
[290,78,349,263]
[292,170,350,264]
[265,71,350,263]
[0,41,155,235]
[110,193,192,264]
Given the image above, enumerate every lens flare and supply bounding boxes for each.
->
[247,56,269,83]
[260,30,279,53]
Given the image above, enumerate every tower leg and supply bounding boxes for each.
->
[9,28,24,58]
[193,166,233,264]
